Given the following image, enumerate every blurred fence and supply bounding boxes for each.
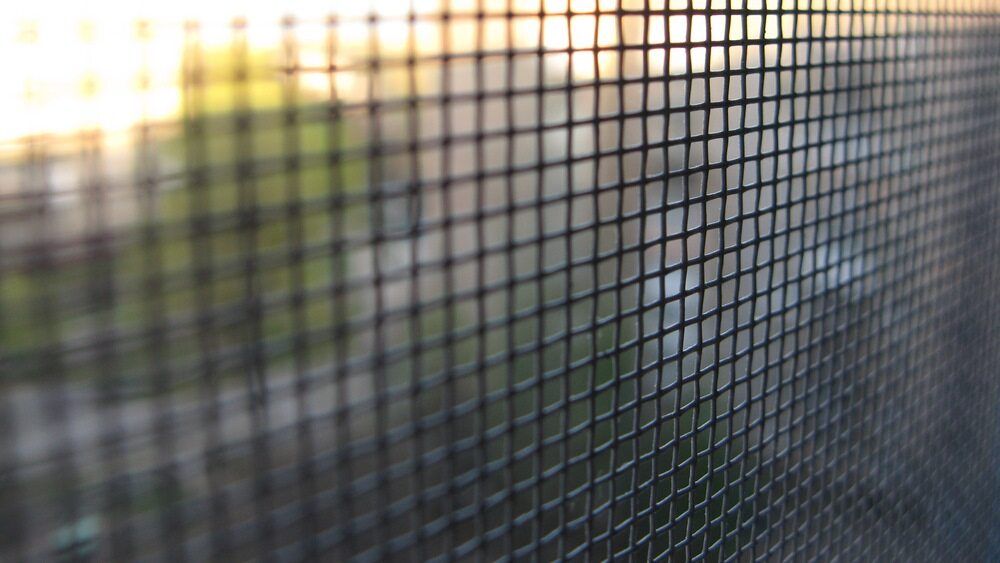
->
[2,1,1000,560]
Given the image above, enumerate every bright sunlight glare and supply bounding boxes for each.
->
[0,0,881,142]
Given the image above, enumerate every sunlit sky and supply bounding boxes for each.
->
[0,0,930,141]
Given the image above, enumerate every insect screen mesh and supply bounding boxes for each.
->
[1,0,1000,560]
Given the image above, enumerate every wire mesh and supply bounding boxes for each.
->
[2,0,1000,560]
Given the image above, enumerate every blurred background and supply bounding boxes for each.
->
[2,0,1000,560]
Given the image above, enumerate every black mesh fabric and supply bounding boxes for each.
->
[2,1,1000,560]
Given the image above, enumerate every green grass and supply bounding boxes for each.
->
[0,47,369,393]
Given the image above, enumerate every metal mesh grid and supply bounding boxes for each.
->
[2,1,1000,560]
